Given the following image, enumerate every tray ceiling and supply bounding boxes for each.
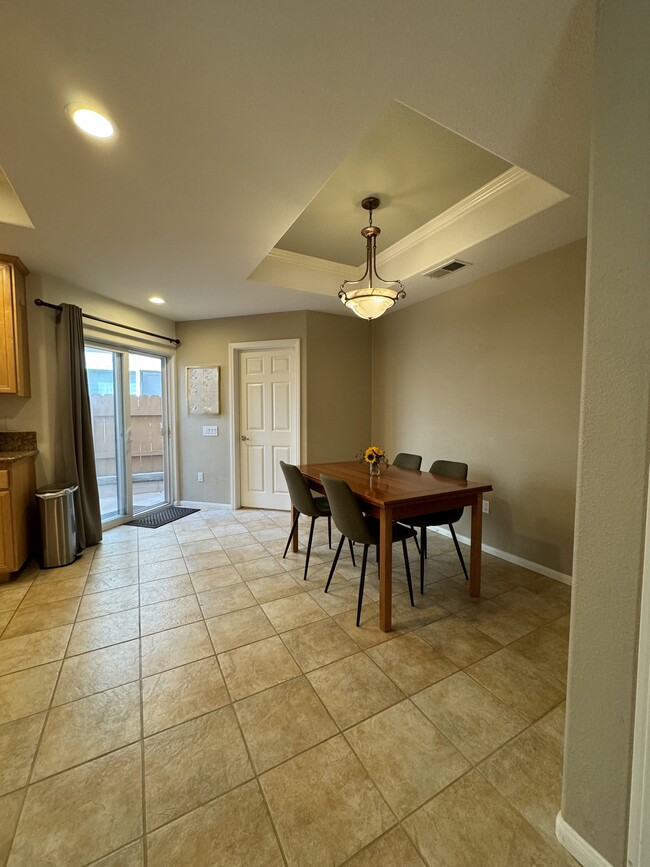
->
[276,102,511,266]
[0,1,594,321]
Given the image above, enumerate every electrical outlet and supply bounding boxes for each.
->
[482,500,490,514]
[197,471,204,482]
[202,425,218,436]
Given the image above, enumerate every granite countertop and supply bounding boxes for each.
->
[0,431,38,465]
[0,449,38,465]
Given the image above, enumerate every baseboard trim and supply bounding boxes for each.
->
[174,503,572,584]
[555,812,613,867]
[177,500,231,510]
[429,526,573,585]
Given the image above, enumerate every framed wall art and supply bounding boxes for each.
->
[186,365,220,415]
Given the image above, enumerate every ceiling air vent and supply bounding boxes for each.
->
[425,259,471,279]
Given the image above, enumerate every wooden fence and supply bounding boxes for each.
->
[90,394,163,477]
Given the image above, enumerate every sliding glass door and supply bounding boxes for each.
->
[86,347,126,523]
[85,345,172,525]
[128,351,167,514]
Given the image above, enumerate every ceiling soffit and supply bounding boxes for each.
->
[251,166,569,296]
[0,167,33,230]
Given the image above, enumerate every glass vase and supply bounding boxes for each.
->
[369,461,380,477]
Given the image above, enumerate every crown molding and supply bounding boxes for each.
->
[266,168,529,280]
[265,247,356,281]
[376,166,528,267]
[255,165,566,296]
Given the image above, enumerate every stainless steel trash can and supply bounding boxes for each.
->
[36,484,78,568]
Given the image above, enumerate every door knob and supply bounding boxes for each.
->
[241,435,250,441]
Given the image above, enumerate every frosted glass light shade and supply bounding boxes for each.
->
[340,287,398,320]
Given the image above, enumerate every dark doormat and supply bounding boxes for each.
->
[126,505,200,529]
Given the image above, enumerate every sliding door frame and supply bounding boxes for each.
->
[85,336,179,528]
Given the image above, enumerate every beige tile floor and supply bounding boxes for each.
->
[0,508,577,866]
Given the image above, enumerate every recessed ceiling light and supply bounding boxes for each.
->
[66,104,116,139]
[148,296,166,305]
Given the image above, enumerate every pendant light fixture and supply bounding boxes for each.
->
[339,196,405,320]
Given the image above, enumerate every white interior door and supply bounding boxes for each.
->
[239,346,297,509]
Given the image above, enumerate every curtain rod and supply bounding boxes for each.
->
[34,298,181,346]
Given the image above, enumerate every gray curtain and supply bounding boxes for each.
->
[55,303,102,547]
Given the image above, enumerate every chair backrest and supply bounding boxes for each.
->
[320,475,375,546]
[279,461,322,517]
[428,460,468,523]
[429,459,468,481]
[393,452,422,470]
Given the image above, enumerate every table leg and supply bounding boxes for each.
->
[469,494,483,597]
[379,507,393,631]
[291,505,299,553]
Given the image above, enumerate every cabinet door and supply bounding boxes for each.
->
[0,260,29,396]
[0,264,17,393]
[0,490,14,572]
[9,458,36,570]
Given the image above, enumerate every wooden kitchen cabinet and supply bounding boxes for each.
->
[0,457,36,577]
[0,254,30,396]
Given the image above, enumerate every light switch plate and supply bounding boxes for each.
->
[202,425,218,436]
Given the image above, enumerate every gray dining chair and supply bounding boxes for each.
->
[400,459,469,593]
[280,461,355,581]
[392,453,423,554]
[321,474,416,626]
[393,452,422,470]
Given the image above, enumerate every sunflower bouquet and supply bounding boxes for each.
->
[359,445,389,476]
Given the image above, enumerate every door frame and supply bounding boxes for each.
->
[229,338,301,510]
[85,338,179,528]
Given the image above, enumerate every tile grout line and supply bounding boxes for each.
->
[0,511,570,865]
[266,567,568,860]
[2,618,565,801]
[195,516,292,867]
[5,553,93,862]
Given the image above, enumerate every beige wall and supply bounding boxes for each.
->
[305,312,372,463]
[561,1,650,864]
[0,272,373,507]
[0,271,176,487]
[175,310,371,504]
[372,240,586,576]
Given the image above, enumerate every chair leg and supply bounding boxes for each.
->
[420,540,425,595]
[423,528,428,559]
[303,517,316,581]
[402,539,415,607]
[348,539,356,567]
[283,511,300,559]
[449,524,469,580]
[356,546,369,626]
[327,516,332,549]
[413,531,421,555]
[325,535,345,592]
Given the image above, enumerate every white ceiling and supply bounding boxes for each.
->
[0,1,595,322]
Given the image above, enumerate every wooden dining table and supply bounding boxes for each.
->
[296,461,493,632]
